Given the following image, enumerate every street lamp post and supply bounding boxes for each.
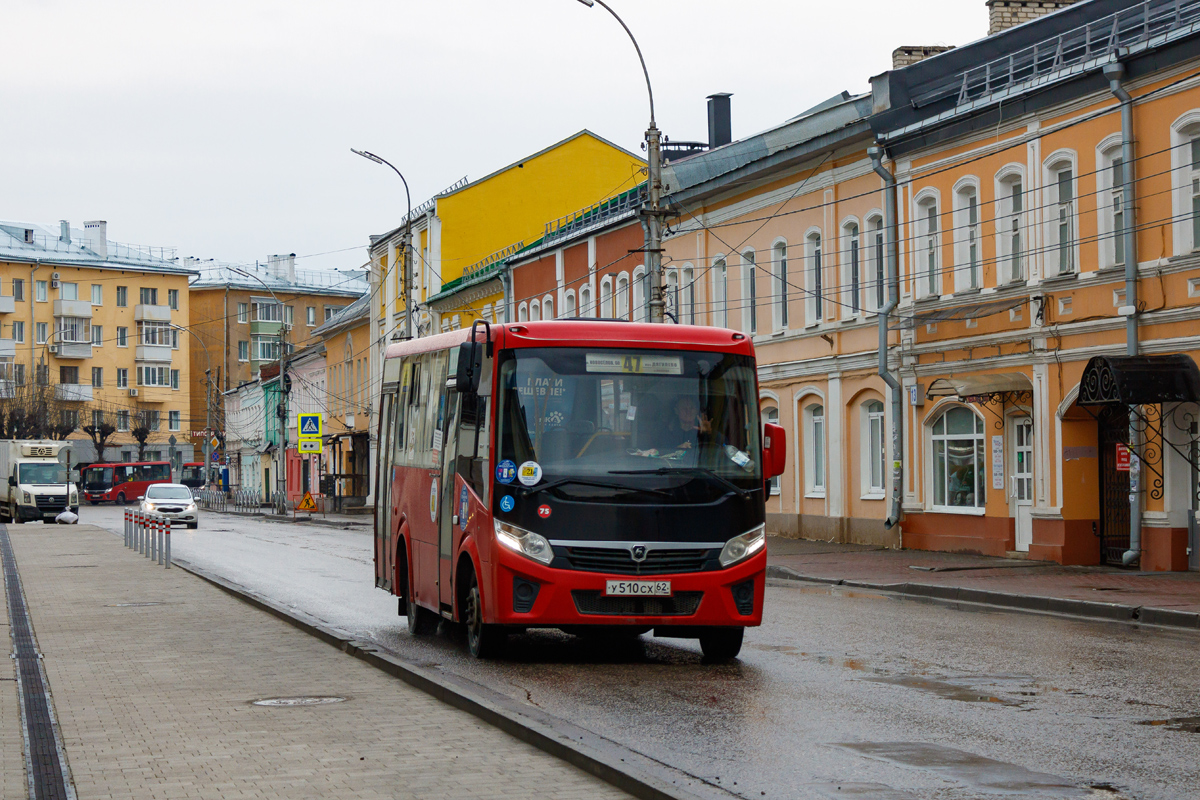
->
[351,148,414,340]
[575,0,664,323]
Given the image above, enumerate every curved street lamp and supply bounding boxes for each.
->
[351,148,414,341]
[574,0,665,323]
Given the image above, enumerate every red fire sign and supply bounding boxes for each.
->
[1115,443,1131,472]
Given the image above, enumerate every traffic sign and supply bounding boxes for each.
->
[211,451,220,462]
[298,439,321,453]
[210,436,220,450]
[298,413,322,438]
[296,491,317,511]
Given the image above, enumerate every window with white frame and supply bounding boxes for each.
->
[91,325,102,346]
[772,242,788,330]
[916,194,940,297]
[806,234,822,323]
[764,406,780,495]
[530,300,540,322]
[681,266,694,324]
[482,303,493,323]
[60,282,78,301]
[1189,129,1200,252]
[138,321,170,346]
[615,275,628,320]
[931,405,986,509]
[600,277,613,318]
[169,410,181,431]
[1046,157,1076,274]
[91,284,102,305]
[953,182,981,291]
[137,365,171,387]
[844,224,861,315]
[542,295,554,321]
[665,269,678,322]
[632,268,646,322]
[580,284,593,318]
[1099,143,1127,268]
[117,410,129,431]
[805,403,825,494]
[253,335,281,361]
[168,288,179,310]
[864,216,884,312]
[563,292,576,318]
[863,400,886,496]
[518,302,528,322]
[139,287,158,306]
[36,281,47,303]
[307,306,316,326]
[117,326,127,347]
[742,251,757,335]
[238,340,249,361]
[996,171,1024,283]
[254,301,282,322]
[36,322,47,345]
[12,321,23,344]
[237,302,248,323]
[58,317,90,344]
[117,368,128,389]
[712,258,727,328]
[91,367,103,389]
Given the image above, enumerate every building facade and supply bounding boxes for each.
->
[313,294,373,509]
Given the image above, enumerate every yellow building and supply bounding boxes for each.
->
[367,130,645,344]
[0,220,198,466]
[312,294,372,510]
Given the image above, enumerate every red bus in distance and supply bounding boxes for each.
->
[374,320,785,660]
[82,462,172,505]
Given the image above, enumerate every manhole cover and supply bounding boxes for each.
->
[252,696,347,707]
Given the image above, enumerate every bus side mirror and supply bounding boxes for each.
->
[763,423,786,482]
[455,341,483,393]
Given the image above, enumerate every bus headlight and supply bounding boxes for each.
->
[494,520,553,565]
[718,524,765,568]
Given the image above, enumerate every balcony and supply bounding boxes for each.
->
[0,296,14,314]
[250,319,283,337]
[132,386,170,404]
[0,381,13,399]
[53,342,93,359]
[53,299,92,318]
[136,344,172,362]
[134,304,171,322]
[0,338,14,359]
[55,384,93,403]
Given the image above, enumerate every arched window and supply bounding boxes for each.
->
[580,284,593,318]
[843,224,860,315]
[563,290,576,318]
[916,193,940,297]
[542,295,553,321]
[616,274,629,320]
[931,405,986,509]
[953,182,980,291]
[632,267,646,322]
[862,400,886,496]
[742,250,757,334]
[866,214,885,311]
[451,314,461,330]
[805,403,825,493]
[1170,113,1200,255]
[806,232,822,323]
[764,406,780,495]
[1045,154,1077,275]
[713,257,728,327]
[681,266,695,324]
[518,302,528,322]
[996,169,1024,283]
[530,300,540,321]
[665,269,678,323]
[772,242,788,330]
[600,277,613,318]
[1098,141,1127,269]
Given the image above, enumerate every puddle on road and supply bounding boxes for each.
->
[864,675,1031,707]
[806,781,918,799]
[834,741,1088,796]
[1137,715,1200,733]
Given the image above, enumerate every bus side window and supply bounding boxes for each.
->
[456,392,488,502]
[393,360,411,465]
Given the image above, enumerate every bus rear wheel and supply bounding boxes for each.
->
[699,627,744,662]
[464,569,505,659]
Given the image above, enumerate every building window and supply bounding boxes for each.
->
[931,405,986,509]
[324,306,343,321]
[58,317,90,344]
[116,286,128,307]
[59,366,79,385]
[138,321,171,346]
[682,266,695,324]
[168,288,179,310]
[285,305,294,325]
[61,410,78,430]
[616,274,629,320]
[36,281,47,303]
[171,369,180,390]
[562,292,576,319]
[148,411,161,432]
[742,250,757,335]
[764,406,780,495]
[916,195,940,297]
[712,258,727,328]
[806,403,825,494]
[806,234,822,323]
[997,173,1024,283]
[36,322,47,345]
[518,303,528,322]
[529,300,541,322]
[117,326,128,347]
[171,328,179,349]
[254,301,282,322]
[36,364,49,386]
[307,306,316,326]
[579,285,592,318]
[1100,145,1126,268]
[12,364,23,386]
[1190,134,1200,252]
[92,409,104,428]
[238,340,249,361]
[773,242,788,330]
[117,410,129,432]
[91,284,102,305]
[237,302,249,323]
[13,279,23,302]
[664,270,678,321]
[844,224,860,314]
[91,367,103,388]
[863,400,886,496]
[632,268,645,322]
[866,215,885,311]
[253,336,281,361]
[61,282,78,301]
[137,366,171,387]
[599,277,613,318]
[91,324,103,346]
[954,183,980,291]
[12,321,23,344]
[1046,158,1076,274]
[169,410,181,431]
[117,368,128,389]
[139,287,158,306]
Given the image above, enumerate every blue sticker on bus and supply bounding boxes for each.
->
[499,495,515,513]
[496,459,517,484]
[458,485,468,522]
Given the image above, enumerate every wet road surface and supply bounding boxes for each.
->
[82,506,1200,799]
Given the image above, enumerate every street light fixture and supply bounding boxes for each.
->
[352,148,414,341]
[574,0,665,323]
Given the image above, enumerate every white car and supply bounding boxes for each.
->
[139,483,199,529]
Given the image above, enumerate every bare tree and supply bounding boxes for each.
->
[82,417,118,463]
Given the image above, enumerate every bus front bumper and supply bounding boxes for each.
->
[488,547,766,629]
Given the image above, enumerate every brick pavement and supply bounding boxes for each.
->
[1,524,632,800]
[768,536,1200,615]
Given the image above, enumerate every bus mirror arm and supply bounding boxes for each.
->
[762,423,787,482]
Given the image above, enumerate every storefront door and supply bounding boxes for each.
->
[1098,407,1131,566]
[1011,416,1033,551]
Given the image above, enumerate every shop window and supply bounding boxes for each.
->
[863,400,886,496]
[931,405,986,510]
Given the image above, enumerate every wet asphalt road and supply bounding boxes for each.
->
[82,506,1199,800]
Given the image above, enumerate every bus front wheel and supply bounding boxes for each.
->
[699,627,744,662]
[117,493,127,505]
[464,569,505,659]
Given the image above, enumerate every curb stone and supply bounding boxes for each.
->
[172,557,733,800]
[765,565,1200,630]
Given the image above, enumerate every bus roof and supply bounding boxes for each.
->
[383,321,754,360]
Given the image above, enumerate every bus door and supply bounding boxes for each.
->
[375,391,395,590]
[408,350,448,611]
[437,390,463,611]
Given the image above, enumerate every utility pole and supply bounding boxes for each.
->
[277,321,289,514]
[351,148,413,338]
[203,368,212,486]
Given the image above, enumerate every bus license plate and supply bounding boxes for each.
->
[605,580,671,597]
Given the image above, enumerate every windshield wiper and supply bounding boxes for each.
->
[528,478,672,499]
[607,466,751,497]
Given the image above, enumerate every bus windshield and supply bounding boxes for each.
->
[85,467,113,488]
[496,347,761,501]
[19,463,68,485]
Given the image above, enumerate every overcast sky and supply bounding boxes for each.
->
[4,0,984,274]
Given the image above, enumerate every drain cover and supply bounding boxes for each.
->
[252,696,346,707]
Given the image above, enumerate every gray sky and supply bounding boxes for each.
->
[5,0,983,274]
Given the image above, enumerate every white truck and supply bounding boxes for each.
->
[0,440,78,524]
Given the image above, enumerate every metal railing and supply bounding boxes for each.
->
[195,489,227,512]
[123,509,171,568]
[544,184,647,244]
[230,490,261,513]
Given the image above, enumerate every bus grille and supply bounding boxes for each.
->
[559,546,714,575]
[571,590,703,616]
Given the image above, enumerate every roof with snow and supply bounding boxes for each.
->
[0,220,196,275]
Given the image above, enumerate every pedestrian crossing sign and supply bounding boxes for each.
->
[298,413,322,438]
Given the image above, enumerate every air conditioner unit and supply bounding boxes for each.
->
[48,344,58,354]
[128,388,138,397]
[50,280,60,289]
[51,272,60,280]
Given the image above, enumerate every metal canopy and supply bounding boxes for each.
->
[1077,355,1200,406]
[893,296,1026,330]
[927,372,1032,399]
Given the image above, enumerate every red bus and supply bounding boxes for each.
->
[82,461,172,505]
[374,320,785,660]
[179,462,206,489]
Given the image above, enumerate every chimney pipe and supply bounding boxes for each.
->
[83,220,107,259]
[59,221,70,244]
[707,93,732,149]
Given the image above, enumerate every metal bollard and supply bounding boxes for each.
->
[151,516,159,563]
[124,509,130,548]
[157,518,165,566]
[164,521,171,568]
[140,512,148,557]
[134,511,141,554]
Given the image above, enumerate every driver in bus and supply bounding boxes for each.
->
[661,395,717,452]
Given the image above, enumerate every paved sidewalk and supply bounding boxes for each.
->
[1,524,630,800]
[767,536,1200,622]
